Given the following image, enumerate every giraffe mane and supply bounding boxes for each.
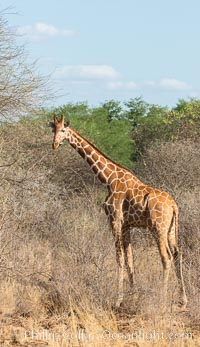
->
[71,128,134,174]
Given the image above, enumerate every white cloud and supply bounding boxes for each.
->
[107,78,191,92]
[17,22,78,41]
[53,65,192,97]
[54,65,121,81]
[142,80,157,87]
[107,81,137,90]
[107,81,123,89]
[159,78,191,91]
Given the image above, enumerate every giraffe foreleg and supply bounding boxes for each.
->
[122,228,134,288]
[113,218,125,308]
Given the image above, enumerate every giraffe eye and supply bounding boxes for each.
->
[61,129,66,133]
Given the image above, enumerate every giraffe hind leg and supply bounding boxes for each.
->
[168,221,187,308]
[168,239,187,308]
[156,235,173,310]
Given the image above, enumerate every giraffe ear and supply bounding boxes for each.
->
[54,114,58,125]
[64,121,70,127]
[61,114,65,126]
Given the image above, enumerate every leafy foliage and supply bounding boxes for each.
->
[42,97,200,167]
[132,98,200,156]
[101,100,123,122]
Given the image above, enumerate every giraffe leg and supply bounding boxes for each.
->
[168,212,187,308]
[113,218,125,308]
[157,237,173,309]
[173,250,187,308]
[122,228,134,288]
[168,243,187,308]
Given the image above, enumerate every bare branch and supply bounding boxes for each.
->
[0,9,54,121]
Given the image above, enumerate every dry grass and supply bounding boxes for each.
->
[0,122,199,346]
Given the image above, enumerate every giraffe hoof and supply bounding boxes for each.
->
[178,301,188,311]
[178,295,187,309]
[115,300,123,309]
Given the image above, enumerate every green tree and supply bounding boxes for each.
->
[54,102,90,118]
[133,98,200,158]
[147,104,168,118]
[48,102,134,168]
[124,97,148,126]
[102,100,123,122]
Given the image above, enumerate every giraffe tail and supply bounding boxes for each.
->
[168,203,179,257]
[173,203,179,249]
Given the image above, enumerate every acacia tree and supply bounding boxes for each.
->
[102,100,123,121]
[0,11,52,121]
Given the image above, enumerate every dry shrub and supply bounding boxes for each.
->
[136,140,200,193]
[0,122,199,345]
[0,120,117,314]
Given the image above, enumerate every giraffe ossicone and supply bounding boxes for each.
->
[50,114,187,310]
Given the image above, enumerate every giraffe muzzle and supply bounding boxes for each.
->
[53,141,64,149]
[53,142,59,150]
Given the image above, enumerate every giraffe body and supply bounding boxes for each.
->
[50,115,187,310]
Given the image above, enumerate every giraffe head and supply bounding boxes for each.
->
[50,114,70,149]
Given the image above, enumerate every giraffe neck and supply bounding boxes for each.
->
[66,128,124,185]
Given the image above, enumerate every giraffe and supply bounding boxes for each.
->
[50,114,187,310]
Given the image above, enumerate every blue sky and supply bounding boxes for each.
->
[3,0,200,107]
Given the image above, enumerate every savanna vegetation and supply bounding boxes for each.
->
[0,97,199,346]
[0,9,200,347]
